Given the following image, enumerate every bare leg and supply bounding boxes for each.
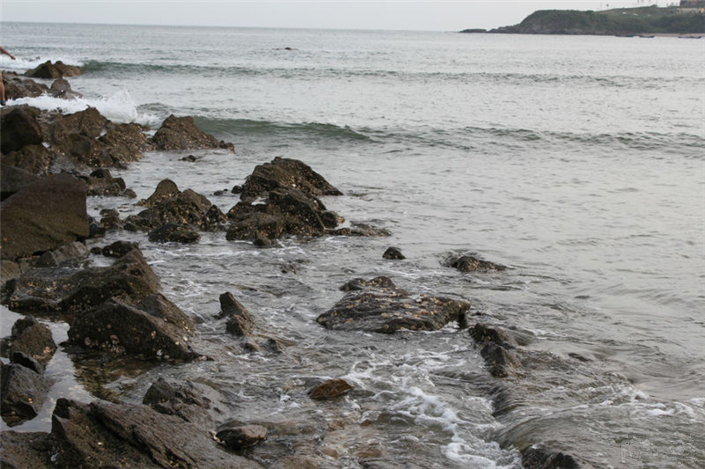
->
[0,73,5,104]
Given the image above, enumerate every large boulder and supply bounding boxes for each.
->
[0,164,40,201]
[24,60,81,79]
[150,114,234,151]
[97,122,150,167]
[126,180,215,231]
[317,277,470,333]
[6,316,57,365]
[0,361,53,426]
[48,78,82,100]
[1,72,50,100]
[68,294,196,360]
[50,399,263,469]
[0,173,89,261]
[0,107,44,154]
[239,157,342,202]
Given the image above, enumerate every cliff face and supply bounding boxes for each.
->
[486,7,705,35]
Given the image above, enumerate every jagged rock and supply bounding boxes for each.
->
[51,399,263,469]
[1,72,50,100]
[0,430,54,469]
[340,276,398,292]
[10,352,44,374]
[97,122,150,166]
[219,292,254,336]
[150,114,234,151]
[99,208,121,230]
[239,157,342,202]
[470,323,515,348]
[34,241,89,268]
[216,425,268,450]
[3,248,161,320]
[318,278,469,333]
[0,144,55,175]
[101,240,138,258]
[480,342,521,378]
[447,254,506,272]
[0,107,43,154]
[383,247,405,260]
[127,180,214,231]
[7,317,57,364]
[0,361,53,426]
[0,164,40,201]
[24,60,81,79]
[148,223,200,244]
[202,204,228,231]
[82,168,127,196]
[309,379,353,400]
[0,173,89,261]
[226,211,286,242]
[68,294,196,360]
[49,78,82,100]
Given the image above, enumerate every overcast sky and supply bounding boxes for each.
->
[1,1,673,31]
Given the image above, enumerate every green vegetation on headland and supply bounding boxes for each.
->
[462,6,705,36]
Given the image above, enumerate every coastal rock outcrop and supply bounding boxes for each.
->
[317,277,470,333]
[0,107,44,154]
[150,114,234,151]
[24,60,81,79]
[0,173,89,261]
[1,71,50,101]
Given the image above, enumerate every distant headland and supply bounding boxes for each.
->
[462,1,705,36]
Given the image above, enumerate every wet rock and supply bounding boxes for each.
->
[521,445,582,469]
[469,323,515,348]
[0,173,89,261]
[150,114,234,151]
[219,292,254,336]
[239,157,342,202]
[24,60,81,79]
[97,122,150,166]
[7,316,57,364]
[1,72,49,100]
[181,154,198,162]
[3,248,161,320]
[318,278,469,333]
[102,240,139,258]
[0,107,43,154]
[143,377,213,425]
[0,361,53,426]
[226,211,286,242]
[34,241,89,268]
[10,352,44,374]
[0,144,55,175]
[328,222,391,238]
[68,294,196,360]
[51,398,263,469]
[148,223,200,244]
[99,208,122,230]
[340,276,398,292]
[480,342,521,378]
[82,168,128,196]
[446,254,506,272]
[0,164,40,201]
[383,247,405,260]
[217,425,268,450]
[309,378,353,400]
[0,430,54,469]
[49,78,82,100]
[0,260,22,288]
[127,180,215,231]
[202,204,228,231]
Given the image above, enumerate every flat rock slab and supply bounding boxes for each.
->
[317,278,470,333]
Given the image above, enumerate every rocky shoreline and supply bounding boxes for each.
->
[2,63,585,468]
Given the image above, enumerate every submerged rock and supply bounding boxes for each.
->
[150,114,234,151]
[317,277,470,333]
[480,342,521,378]
[0,173,89,261]
[521,445,582,469]
[309,378,353,400]
[446,254,506,272]
[382,247,405,260]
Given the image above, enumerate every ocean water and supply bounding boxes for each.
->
[1,22,704,468]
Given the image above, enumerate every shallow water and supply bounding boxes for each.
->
[1,23,704,468]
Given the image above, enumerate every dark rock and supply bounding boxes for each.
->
[49,78,82,100]
[219,292,254,336]
[318,279,470,333]
[25,60,81,79]
[50,399,263,469]
[10,352,44,374]
[1,72,50,100]
[521,445,582,469]
[68,294,196,360]
[97,122,150,166]
[148,223,200,244]
[143,377,213,425]
[139,179,180,207]
[231,184,243,194]
[383,247,405,260]
[0,107,43,154]
[320,210,344,228]
[253,234,273,248]
[101,240,138,258]
[127,180,214,231]
[82,168,128,197]
[470,323,515,348]
[181,154,198,162]
[328,222,391,237]
[340,276,398,292]
[202,204,227,231]
[0,431,54,469]
[0,362,53,426]
[447,254,506,272]
[1,144,55,176]
[217,425,268,450]
[34,241,89,268]
[123,188,137,198]
[309,378,353,400]
[0,173,89,261]
[99,208,121,230]
[150,114,234,151]
[1,260,22,287]
[226,211,286,242]
[480,342,521,378]
[239,157,342,202]
[8,316,57,364]
[0,164,41,201]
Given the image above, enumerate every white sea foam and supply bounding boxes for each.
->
[6,90,159,127]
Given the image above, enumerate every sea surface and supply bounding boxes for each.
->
[1,22,704,468]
